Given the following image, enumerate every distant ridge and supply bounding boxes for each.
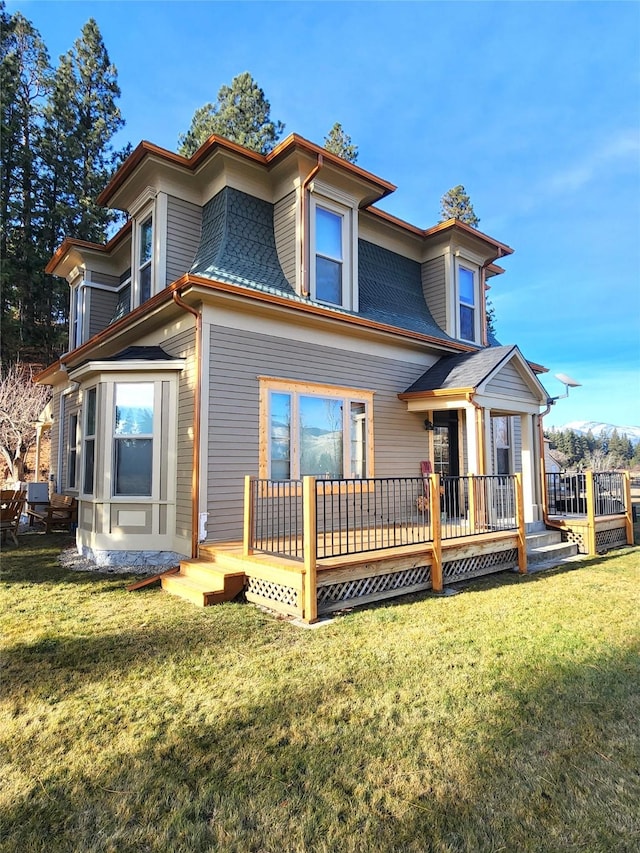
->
[551,421,640,445]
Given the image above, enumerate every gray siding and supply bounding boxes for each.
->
[91,272,119,287]
[166,196,202,286]
[486,362,538,401]
[206,325,429,541]
[161,326,196,541]
[274,191,297,287]
[88,289,118,337]
[59,388,81,493]
[421,255,447,331]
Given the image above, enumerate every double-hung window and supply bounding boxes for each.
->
[138,217,153,304]
[309,187,356,310]
[315,206,344,305]
[494,416,512,475]
[67,413,79,490]
[264,380,373,480]
[83,388,97,495]
[458,265,476,342]
[113,382,154,496]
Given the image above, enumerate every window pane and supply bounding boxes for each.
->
[86,388,96,435]
[83,438,95,494]
[300,396,343,478]
[460,304,474,341]
[316,256,342,304]
[68,414,78,489]
[316,207,342,259]
[140,218,152,265]
[115,438,153,496]
[115,384,154,436]
[140,263,151,303]
[459,267,475,305]
[350,402,366,478]
[270,393,291,480]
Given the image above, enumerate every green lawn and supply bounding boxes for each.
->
[1,533,639,853]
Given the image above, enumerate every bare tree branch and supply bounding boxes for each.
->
[0,362,51,482]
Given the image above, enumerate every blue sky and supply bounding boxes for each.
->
[10,0,640,428]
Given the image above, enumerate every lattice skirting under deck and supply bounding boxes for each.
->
[443,548,519,584]
[595,526,628,551]
[245,577,300,616]
[561,528,588,554]
[317,565,432,615]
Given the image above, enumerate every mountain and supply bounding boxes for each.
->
[554,421,640,445]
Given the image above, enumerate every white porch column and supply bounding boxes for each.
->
[520,414,539,525]
[464,403,480,473]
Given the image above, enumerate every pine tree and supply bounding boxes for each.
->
[0,9,52,362]
[178,72,285,157]
[323,122,358,163]
[56,19,126,241]
[439,185,479,227]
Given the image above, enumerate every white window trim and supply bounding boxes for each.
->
[108,381,160,500]
[67,410,80,491]
[454,256,480,343]
[81,386,97,498]
[259,377,374,480]
[308,181,358,312]
[492,415,514,475]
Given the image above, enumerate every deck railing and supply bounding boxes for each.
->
[546,471,628,518]
[246,473,521,560]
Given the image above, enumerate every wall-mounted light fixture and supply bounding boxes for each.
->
[547,372,581,406]
[424,419,435,431]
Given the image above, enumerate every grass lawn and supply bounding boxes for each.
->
[1,533,639,852]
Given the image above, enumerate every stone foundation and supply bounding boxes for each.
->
[79,545,185,568]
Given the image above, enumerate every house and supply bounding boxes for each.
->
[37,133,632,619]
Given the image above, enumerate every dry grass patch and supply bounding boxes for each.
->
[1,534,639,852]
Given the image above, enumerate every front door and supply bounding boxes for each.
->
[433,411,459,515]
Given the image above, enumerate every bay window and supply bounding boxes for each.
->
[113,383,154,496]
[83,388,97,495]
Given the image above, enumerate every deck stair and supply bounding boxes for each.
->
[160,556,245,607]
[526,529,578,568]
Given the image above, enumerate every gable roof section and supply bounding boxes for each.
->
[401,345,548,403]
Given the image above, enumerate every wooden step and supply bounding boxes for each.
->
[160,557,245,607]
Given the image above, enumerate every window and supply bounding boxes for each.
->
[315,206,343,305]
[264,381,373,480]
[71,284,85,349]
[138,217,153,304]
[309,188,356,310]
[494,416,511,475]
[458,265,476,341]
[67,413,79,490]
[113,383,154,496]
[83,388,97,495]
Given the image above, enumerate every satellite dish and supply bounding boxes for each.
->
[554,373,581,388]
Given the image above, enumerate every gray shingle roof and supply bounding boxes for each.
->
[404,345,517,393]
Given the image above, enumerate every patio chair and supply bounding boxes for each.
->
[0,489,26,546]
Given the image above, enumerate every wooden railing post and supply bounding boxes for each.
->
[514,473,527,574]
[467,474,476,535]
[429,473,443,592]
[302,476,318,623]
[243,475,255,556]
[623,471,634,546]
[586,470,597,556]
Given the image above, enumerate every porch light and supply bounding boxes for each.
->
[547,373,581,406]
[424,419,435,431]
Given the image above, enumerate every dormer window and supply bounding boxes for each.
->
[138,216,153,304]
[308,184,357,311]
[458,264,477,341]
[315,206,344,305]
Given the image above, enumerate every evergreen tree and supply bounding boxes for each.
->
[323,122,358,163]
[178,72,284,157]
[439,184,479,227]
[1,9,128,364]
[0,9,52,362]
[55,19,126,241]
